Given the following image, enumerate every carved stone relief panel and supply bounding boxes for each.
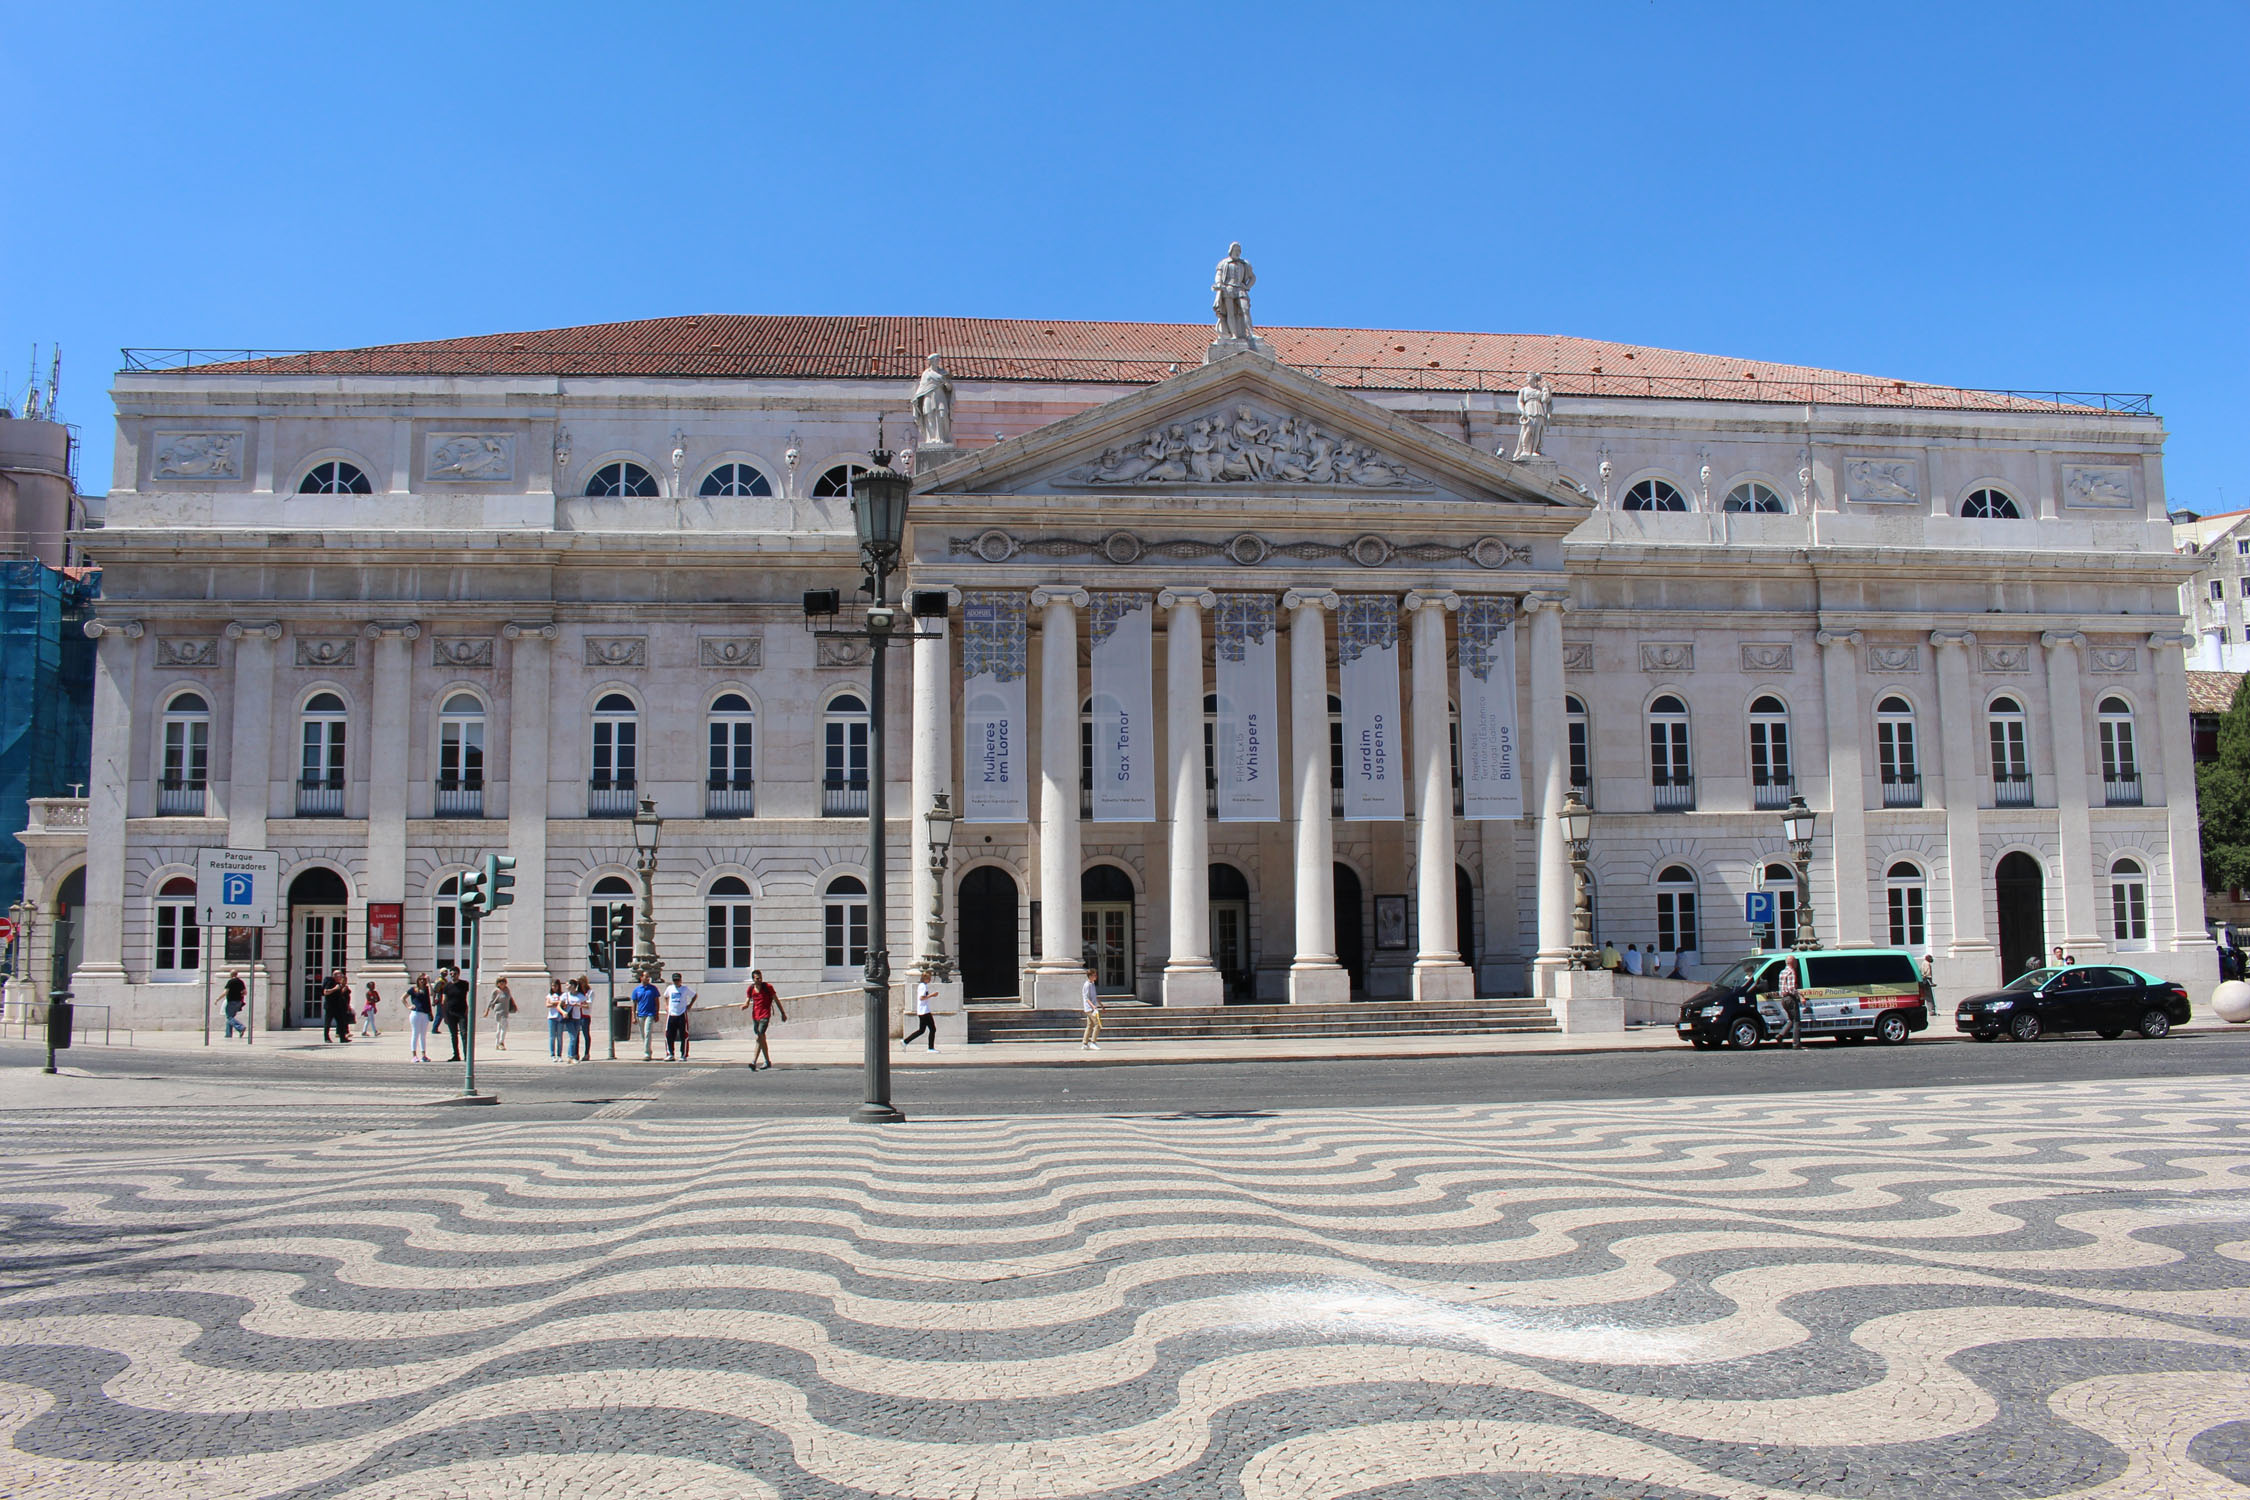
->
[584,636,647,669]
[2062,464,2136,509]
[151,431,244,480]
[1866,645,1921,673]
[1064,405,1417,488]
[1844,458,1920,503]
[1561,643,1594,673]
[1979,645,2030,674]
[1740,643,1794,673]
[1639,643,1694,673]
[424,433,516,482]
[433,637,495,669]
[817,638,871,669]
[699,637,764,669]
[294,638,356,669]
[156,637,217,668]
[2087,645,2138,673]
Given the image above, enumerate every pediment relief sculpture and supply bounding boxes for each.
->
[1067,405,1414,488]
[152,432,243,480]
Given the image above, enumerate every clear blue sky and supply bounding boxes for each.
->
[4,1,2241,507]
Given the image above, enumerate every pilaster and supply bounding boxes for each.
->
[223,622,281,846]
[499,622,555,989]
[1816,629,1871,945]
[2041,630,2098,952]
[2148,632,2214,956]
[75,618,143,996]
[363,622,421,991]
[1930,630,1994,982]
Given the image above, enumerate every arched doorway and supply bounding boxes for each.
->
[287,867,350,1028]
[50,867,84,992]
[956,866,1019,1001]
[1209,863,1252,1003]
[1995,852,2046,981]
[1333,863,1366,995]
[1455,865,1475,975]
[1081,864,1135,994]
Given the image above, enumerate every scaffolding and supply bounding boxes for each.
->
[0,559,95,909]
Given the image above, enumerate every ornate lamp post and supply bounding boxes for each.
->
[922,790,958,982]
[630,793,663,983]
[1560,789,1598,968]
[1781,794,1819,951]
[7,898,34,1024]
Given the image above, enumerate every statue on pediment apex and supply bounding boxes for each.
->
[1213,243,1256,342]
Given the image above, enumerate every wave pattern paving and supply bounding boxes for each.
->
[1,1080,2247,1498]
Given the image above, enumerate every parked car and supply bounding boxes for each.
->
[1678,948,1930,1049]
[1953,964,2191,1042]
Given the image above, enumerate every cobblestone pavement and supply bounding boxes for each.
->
[1,1079,2247,1498]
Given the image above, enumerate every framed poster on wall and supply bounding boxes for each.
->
[366,903,403,963]
[1374,895,1409,950]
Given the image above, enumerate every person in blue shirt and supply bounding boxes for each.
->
[632,972,662,1061]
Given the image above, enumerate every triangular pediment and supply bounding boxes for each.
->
[914,352,1589,508]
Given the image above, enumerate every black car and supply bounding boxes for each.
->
[1954,964,2191,1042]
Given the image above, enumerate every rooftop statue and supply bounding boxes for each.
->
[912,354,956,448]
[1510,374,1554,461]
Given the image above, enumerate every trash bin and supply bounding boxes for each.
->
[46,1000,73,1051]
[611,1002,632,1043]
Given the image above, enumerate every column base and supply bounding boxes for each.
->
[1411,959,1475,1003]
[1289,963,1350,1005]
[63,963,127,1008]
[1162,966,1225,1008]
[1029,967,1087,1011]
[1545,967,1626,1033]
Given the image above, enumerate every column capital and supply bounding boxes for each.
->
[1029,585,1089,610]
[502,621,559,641]
[1815,628,1862,648]
[82,617,143,640]
[363,621,424,640]
[2039,630,2085,651]
[223,620,283,641]
[1281,588,1338,612]
[1403,588,1461,614]
[2146,631,2196,651]
[1156,587,1216,610]
[1929,629,1977,650]
[1520,590,1571,615]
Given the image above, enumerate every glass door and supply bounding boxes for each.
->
[1081,904,1132,992]
[294,907,347,1026]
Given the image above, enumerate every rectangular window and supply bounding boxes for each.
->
[1887,886,1926,947]
[2239,577,2249,598]
[708,721,753,786]
[434,901,460,970]
[1989,719,2028,780]
[2236,539,2247,555]
[1649,722,1690,783]
[440,720,485,787]
[825,722,869,787]
[2100,720,2138,781]
[2111,881,2148,943]
[1877,720,1917,782]
[155,902,200,973]
[163,720,209,788]
[1568,718,1590,788]
[706,903,753,970]
[1752,888,1799,951]
[1655,891,1698,953]
[593,720,637,786]
[1749,721,1790,784]
[825,900,868,970]
[2214,580,2226,600]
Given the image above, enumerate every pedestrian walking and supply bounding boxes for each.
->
[440,967,470,1062]
[1080,965,1103,1051]
[222,971,248,1039]
[633,971,662,1060]
[663,971,697,1061]
[321,969,349,1042]
[487,977,516,1050]
[545,978,566,1060]
[407,973,435,1062]
[739,968,787,1070]
[361,981,381,1039]
[903,967,938,1050]
[1776,956,1802,1048]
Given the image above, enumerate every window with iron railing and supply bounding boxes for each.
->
[2098,697,2141,805]
[1649,695,1693,809]
[159,693,211,816]
[708,694,756,816]
[1748,695,1793,809]
[1876,697,1920,807]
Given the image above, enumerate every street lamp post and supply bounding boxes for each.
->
[1559,790,1598,968]
[1781,794,1819,952]
[629,795,663,1060]
[921,791,958,982]
[7,899,35,1037]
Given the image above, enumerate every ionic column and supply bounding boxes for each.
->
[1930,630,1993,978]
[363,622,420,989]
[1283,588,1347,1003]
[910,589,958,975]
[1029,586,1088,1008]
[75,618,143,995]
[1817,630,1871,945]
[223,621,281,846]
[2149,631,2213,959]
[499,622,556,985]
[1406,589,1472,1001]
[2042,631,2099,952]
[1159,588,1222,1006]
[1525,592,1573,993]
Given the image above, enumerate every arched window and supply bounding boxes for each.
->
[822,694,870,816]
[1723,481,1787,514]
[1962,488,2022,519]
[708,692,755,816]
[706,876,753,974]
[2097,696,2141,804]
[2109,858,2149,947]
[1623,478,1689,512]
[698,463,773,498]
[585,461,659,498]
[1886,861,1927,948]
[433,874,464,972]
[1754,861,1799,951]
[590,692,638,816]
[1654,865,1699,956]
[1648,694,1693,809]
[824,875,869,974]
[298,691,347,816]
[437,692,485,816]
[1988,696,2031,805]
[812,462,869,499]
[158,691,210,816]
[1749,694,1793,808]
[152,875,201,980]
[1877,695,1920,806]
[298,460,372,495]
[1566,694,1591,796]
[588,875,634,973]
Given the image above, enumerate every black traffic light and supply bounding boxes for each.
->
[485,853,517,911]
[457,867,488,917]
[609,905,634,966]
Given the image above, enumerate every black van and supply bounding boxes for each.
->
[1678,948,1930,1049]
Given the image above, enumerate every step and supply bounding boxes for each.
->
[967,998,1559,1043]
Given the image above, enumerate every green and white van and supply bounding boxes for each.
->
[1676,947,1931,1049]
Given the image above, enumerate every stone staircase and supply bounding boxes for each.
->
[965,997,1558,1044]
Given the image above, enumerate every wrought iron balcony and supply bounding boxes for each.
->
[1751,775,1796,811]
[1881,776,1923,809]
[1651,776,1695,812]
[155,778,206,817]
[823,777,870,818]
[434,777,484,817]
[1994,775,2034,808]
[295,776,345,817]
[2103,775,2143,807]
[707,777,756,817]
[587,776,637,818]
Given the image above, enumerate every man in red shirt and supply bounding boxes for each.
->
[739,969,788,1071]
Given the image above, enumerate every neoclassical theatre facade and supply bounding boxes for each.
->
[18,303,2204,1032]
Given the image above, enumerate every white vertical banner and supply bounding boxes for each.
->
[1214,594,1280,821]
[1337,595,1405,820]
[960,591,1029,822]
[1457,596,1523,819]
[1088,592,1156,820]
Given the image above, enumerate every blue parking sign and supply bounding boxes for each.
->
[1744,890,1777,926]
[222,872,253,906]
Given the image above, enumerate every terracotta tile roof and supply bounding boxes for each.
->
[2189,670,2243,715]
[167,316,2130,414]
